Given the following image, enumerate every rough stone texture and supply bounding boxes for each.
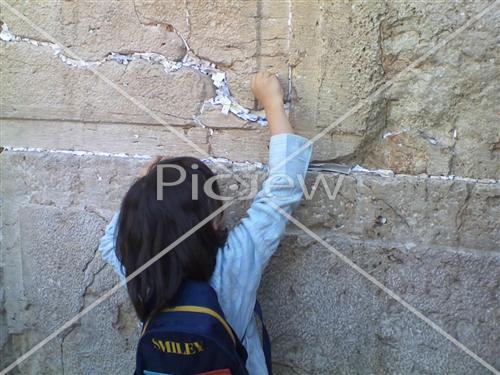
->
[1,151,499,374]
[1,119,210,157]
[370,0,500,179]
[1,0,500,374]
[0,43,214,124]
[134,0,290,108]
[0,0,186,60]
[1,0,498,177]
[2,204,138,374]
[261,234,499,375]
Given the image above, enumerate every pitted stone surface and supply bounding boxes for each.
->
[1,151,498,374]
[260,234,499,374]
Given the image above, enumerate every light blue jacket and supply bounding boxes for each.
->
[98,133,312,374]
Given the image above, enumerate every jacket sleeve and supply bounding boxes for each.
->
[210,133,312,339]
[97,211,126,280]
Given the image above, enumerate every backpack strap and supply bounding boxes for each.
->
[141,281,240,348]
[161,305,236,345]
[140,305,236,347]
[254,300,272,375]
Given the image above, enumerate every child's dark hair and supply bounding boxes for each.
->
[116,156,227,322]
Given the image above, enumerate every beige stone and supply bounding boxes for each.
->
[367,0,500,178]
[134,0,290,109]
[1,43,214,124]
[197,106,259,129]
[2,1,498,179]
[209,128,269,162]
[1,119,209,157]
[0,0,185,60]
[289,0,386,162]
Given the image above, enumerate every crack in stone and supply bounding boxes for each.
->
[454,182,473,244]
[0,22,268,126]
[82,245,99,275]
[59,325,76,375]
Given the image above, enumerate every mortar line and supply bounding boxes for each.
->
[3,146,497,184]
[0,21,266,125]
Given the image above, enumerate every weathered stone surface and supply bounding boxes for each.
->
[1,204,137,374]
[134,0,290,109]
[295,172,500,252]
[209,128,269,163]
[289,0,386,163]
[1,150,498,374]
[197,106,259,129]
[363,0,500,179]
[2,119,210,157]
[1,42,214,124]
[0,0,185,60]
[1,0,498,178]
[260,233,500,374]
[289,0,499,179]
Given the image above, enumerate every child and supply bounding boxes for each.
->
[98,72,312,374]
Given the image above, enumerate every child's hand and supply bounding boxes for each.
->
[251,72,284,110]
[251,71,292,135]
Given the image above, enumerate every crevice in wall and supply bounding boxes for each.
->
[454,182,473,245]
[59,326,76,375]
[2,146,498,184]
[0,22,268,126]
[286,0,293,102]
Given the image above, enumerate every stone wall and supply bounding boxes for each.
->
[1,1,498,374]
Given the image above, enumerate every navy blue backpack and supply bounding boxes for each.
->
[135,280,272,375]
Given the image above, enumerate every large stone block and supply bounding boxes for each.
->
[134,0,290,109]
[0,0,185,60]
[209,128,269,163]
[1,42,214,124]
[295,172,499,252]
[364,0,499,179]
[0,203,137,374]
[289,0,386,162]
[288,0,499,179]
[2,119,210,157]
[260,233,500,374]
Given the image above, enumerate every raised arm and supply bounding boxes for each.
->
[210,72,313,339]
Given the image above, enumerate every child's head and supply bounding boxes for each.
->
[116,156,227,321]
